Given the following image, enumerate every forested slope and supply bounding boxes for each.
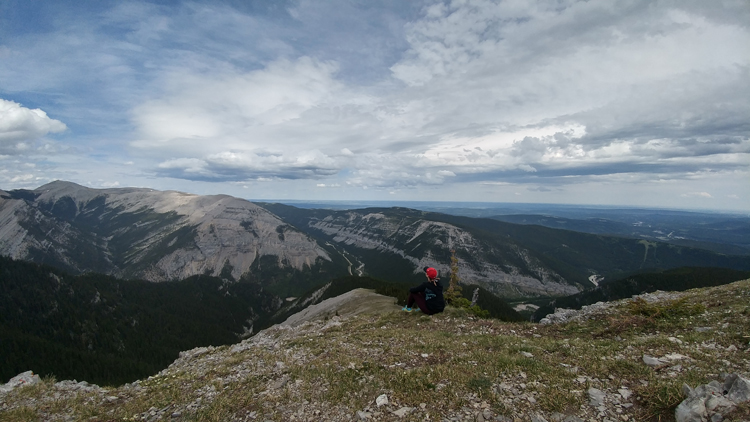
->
[532,267,750,321]
[0,256,279,385]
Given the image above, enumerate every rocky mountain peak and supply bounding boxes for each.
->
[1,182,333,282]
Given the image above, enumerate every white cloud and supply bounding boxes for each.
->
[132,57,347,148]
[386,0,750,169]
[681,192,713,198]
[0,99,67,147]
[158,158,208,174]
[155,148,341,181]
[10,174,35,183]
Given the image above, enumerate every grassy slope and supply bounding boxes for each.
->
[3,280,749,422]
[272,275,524,324]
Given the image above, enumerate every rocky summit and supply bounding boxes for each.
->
[0,181,330,282]
[2,280,749,422]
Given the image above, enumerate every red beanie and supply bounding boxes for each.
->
[424,267,438,279]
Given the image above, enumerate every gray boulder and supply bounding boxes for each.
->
[724,373,750,403]
[676,373,750,422]
[0,371,41,393]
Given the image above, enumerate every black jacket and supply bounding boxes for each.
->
[410,280,445,312]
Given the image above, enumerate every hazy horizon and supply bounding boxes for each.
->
[4,179,748,215]
[257,198,750,216]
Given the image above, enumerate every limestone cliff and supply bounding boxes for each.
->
[0,181,331,282]
[300,208,579,297]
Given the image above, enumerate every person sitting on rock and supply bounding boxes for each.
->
[402,267,445,314]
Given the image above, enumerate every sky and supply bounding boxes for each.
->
[1,0,749,212]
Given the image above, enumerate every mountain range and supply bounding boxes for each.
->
[2,181,749,299]
[258,202,750,298]
[283,200,750,256]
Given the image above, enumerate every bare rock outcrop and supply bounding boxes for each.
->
[676,373,750,422]
[0,181,330,282]
[0,371,40,394]
[281,288,401,327]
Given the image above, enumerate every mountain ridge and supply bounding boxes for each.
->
[0,181,335,283]
[259,202,750,298]
[3,181,749,300]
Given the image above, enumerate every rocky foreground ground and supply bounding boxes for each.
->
[1,282,749,422]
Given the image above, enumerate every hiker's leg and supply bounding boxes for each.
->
[412,293,432,314]
[407,292,420,308]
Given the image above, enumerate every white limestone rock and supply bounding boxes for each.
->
[0,371,40,393]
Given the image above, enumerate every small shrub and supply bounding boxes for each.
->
[452,297,471,307]
[605,358,650,379]
[635,379,684,421]
[0,406,39,422]
[625,297,705,320]
[467,376,492,392]
[444,249,463,304]
[537,382,582,413]
[592,314,651,337]
[724,401,750,421]
[450,297,490,318]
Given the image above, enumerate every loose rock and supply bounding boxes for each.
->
[675,373,750,422]
[0,371,40,393]
[376,394,388,407]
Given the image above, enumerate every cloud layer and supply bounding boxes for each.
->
[0,99,66,153]
[0,0,748,210]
